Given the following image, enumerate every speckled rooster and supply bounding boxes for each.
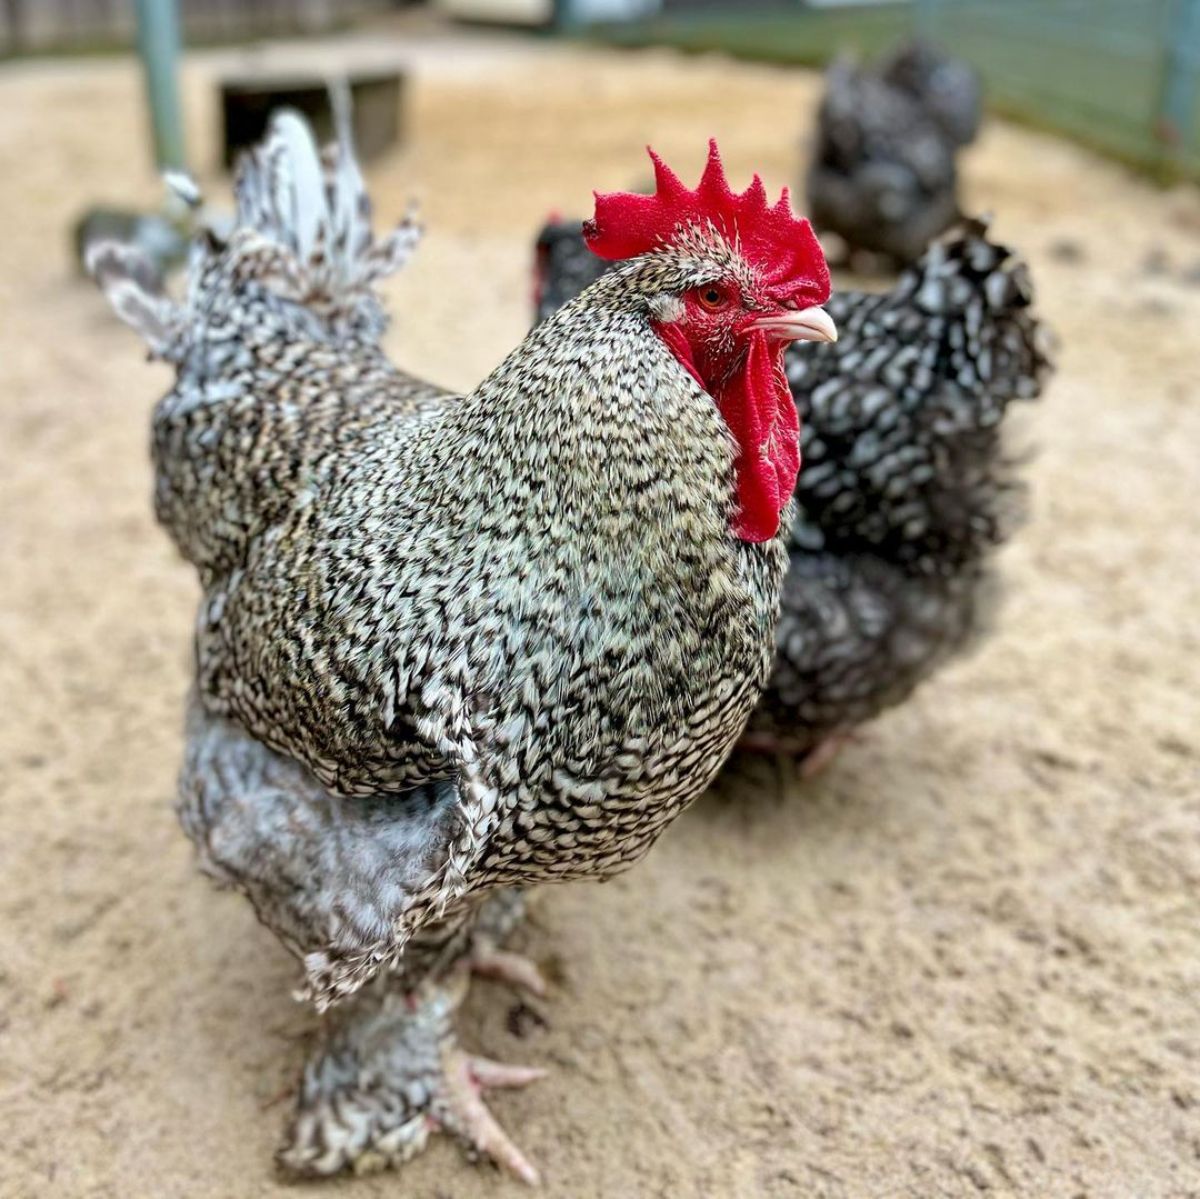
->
[89,115,835,1184]
[535,215,1053,773]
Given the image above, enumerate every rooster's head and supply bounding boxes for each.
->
[583,140,834,543]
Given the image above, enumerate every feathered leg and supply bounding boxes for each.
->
[470,887,549,998]
[278,899,546,1185]
[177,700,549,1184]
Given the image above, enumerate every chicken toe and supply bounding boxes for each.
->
[471,942,549,997]
[469,888,548,996]
[736,728,858,776]
[439,1047,546,1185]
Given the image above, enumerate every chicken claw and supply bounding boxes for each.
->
[799,731,857,779]
[737,728,857,777]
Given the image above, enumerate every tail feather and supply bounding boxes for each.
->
[90,90,419,356]
[235,110,327,267]
[233,92,420,307]
[85,240,184,358]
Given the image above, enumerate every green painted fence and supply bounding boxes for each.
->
[918,0,1200,178]
[594,0,1200,180]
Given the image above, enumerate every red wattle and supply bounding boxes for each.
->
[716,332,799,543]
[654,324,800,543]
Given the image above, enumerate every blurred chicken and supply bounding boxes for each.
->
[534,219,606,324]
[807,41,983,267]
[879,39,984,149]
[532,216,1053,769]
[91,118,835,1184]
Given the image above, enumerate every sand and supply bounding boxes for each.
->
[1,18,1198,1199]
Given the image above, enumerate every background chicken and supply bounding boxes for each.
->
[878,38,984,150]
[806,41,982,267]
[533,215,1053,771]
[90,117,835,1184]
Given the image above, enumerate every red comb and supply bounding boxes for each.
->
[584,140,830,303]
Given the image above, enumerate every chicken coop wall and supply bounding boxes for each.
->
[917,0,1200,179]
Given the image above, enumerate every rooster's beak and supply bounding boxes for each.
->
[752,306,838,344]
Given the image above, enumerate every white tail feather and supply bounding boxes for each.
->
[233,91,421,305]
[89,91,420,355]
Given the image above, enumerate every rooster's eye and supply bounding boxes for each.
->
[697,285,728,311]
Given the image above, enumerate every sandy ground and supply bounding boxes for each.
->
[1,19,1199,1199]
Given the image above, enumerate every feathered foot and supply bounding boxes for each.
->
[277,965,546,1185]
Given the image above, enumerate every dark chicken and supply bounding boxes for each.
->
[806,41,983,267]
[878,38,984,150]
[90,119,835,1184]
[533,216,1053,768]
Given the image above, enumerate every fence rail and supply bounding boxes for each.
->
[596,0,1200,180]
[918,0,1200,178]
[0,0,392,56]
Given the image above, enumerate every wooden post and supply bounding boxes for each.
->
[553,0,578,31]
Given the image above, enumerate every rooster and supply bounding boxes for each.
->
[89,117,835,1184]
[532,216,1053,772]
[806,41,981,268]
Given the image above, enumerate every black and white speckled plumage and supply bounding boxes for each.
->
[93,111,789,1004]
[806,42,982,266]
[90,111,806,1181]
[178,693,461,979]
[532,217,1053,759]
[534,220,612,324]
